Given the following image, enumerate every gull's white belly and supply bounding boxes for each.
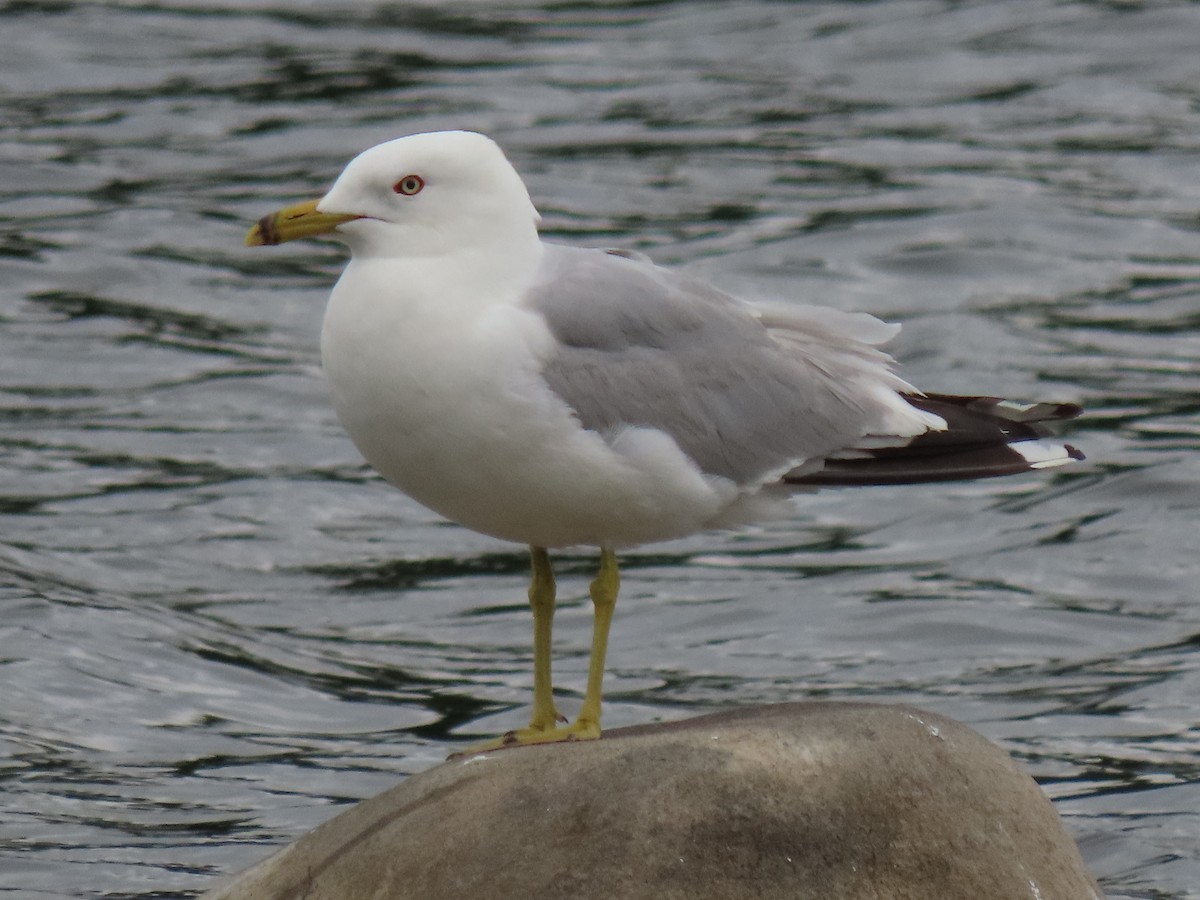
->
[320,270,736,549]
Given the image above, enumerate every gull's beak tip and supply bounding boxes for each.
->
[243,199,355,247]
[244,219,270,247]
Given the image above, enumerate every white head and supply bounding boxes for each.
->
[248,131,541,260]
[323,131,540,258]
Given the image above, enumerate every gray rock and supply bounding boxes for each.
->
[203,702,1104,900]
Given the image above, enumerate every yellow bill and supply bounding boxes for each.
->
[245,199,360,246]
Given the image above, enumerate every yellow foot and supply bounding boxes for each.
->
[451,718,601,758]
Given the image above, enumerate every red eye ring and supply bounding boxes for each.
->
[393,175,424,196]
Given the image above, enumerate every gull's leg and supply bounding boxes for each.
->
[572,545,619,737]
[527,545,564,731]
[451,547,619,756]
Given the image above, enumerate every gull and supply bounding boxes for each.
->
[246,130,1082,750]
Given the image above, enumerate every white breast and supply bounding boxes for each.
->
[319,255,738,548]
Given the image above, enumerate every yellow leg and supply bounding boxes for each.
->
[527,546,563,731]
[574,545,619,735]
[454,547,620,755]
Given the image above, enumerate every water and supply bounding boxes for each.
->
[2,1,1199,896]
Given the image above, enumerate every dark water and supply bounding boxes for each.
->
[2,1,1199,897]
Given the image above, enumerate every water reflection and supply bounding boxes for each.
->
[2,1,1200,897]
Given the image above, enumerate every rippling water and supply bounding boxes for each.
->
[3,1,1199,897]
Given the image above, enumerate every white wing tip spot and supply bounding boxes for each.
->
[1016,440,1079,469]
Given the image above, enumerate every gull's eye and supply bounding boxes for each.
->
[393,175,425,196]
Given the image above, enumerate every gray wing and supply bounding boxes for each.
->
[525,244,929,486]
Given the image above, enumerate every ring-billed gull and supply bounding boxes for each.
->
[246,130,1082,750]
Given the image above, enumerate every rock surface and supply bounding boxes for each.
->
[202,702,1104,900]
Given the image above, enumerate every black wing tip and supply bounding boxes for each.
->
[787,391,1087,487]
[1052,402,1084,422]
[907,393,1084,425]
[786,441,1083,488]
